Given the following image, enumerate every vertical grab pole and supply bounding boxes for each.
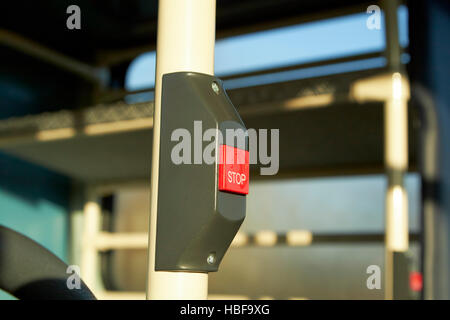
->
[382,0,409,300]
[81,188,101,296]
[146,0,216,299]
[384,72,410,299]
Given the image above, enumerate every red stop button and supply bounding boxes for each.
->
[218,144,249,195]
[409,271,423,292]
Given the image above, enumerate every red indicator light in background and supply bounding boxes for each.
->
[218,144,249,195]
[409,271,423,292]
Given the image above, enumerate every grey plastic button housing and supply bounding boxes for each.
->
[155,72,247,272]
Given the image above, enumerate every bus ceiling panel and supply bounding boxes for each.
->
[1,0,373,64]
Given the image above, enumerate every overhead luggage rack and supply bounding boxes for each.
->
[0,61,418,183]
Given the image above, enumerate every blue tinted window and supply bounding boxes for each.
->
[126,6,408,91]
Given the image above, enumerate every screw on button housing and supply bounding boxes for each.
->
[207,253,216,265]
[211,81,220,95]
